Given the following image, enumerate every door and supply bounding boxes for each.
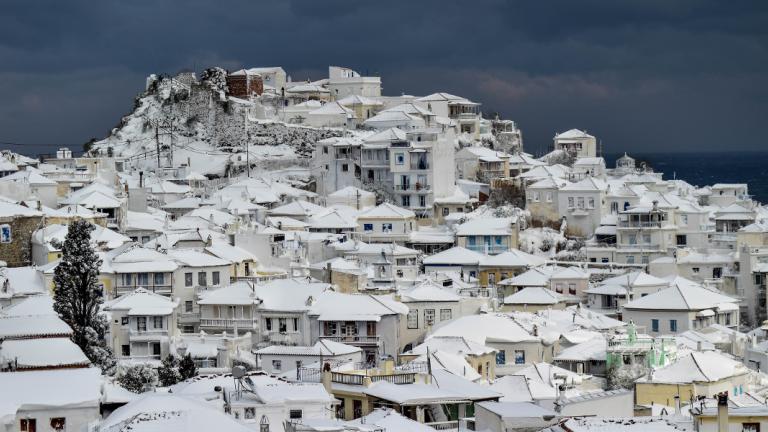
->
[152,343,161,357]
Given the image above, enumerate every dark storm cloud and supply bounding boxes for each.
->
[1,0,766,155]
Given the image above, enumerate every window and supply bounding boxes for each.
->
[627,255,635,264]
[555,283,564,293]
[198,272,207,287]
[265,318,272,331]
[419,196,426,207]
[641,255,649,264]
[601,258,609,263]
[628,234,637,245]
[122,345,130,356]
[496,350,506,365]
[293,318,299,331]
[670,319,678,333]
[440,309,452,321]
[154,273,164,286]
[533,192,540,202]
[121,316,129,325]
[382,223,393,232]
[141,236,150,243]
[742,423,760,432]
[568,283,576,295]
[395,153,405,165]
[244,407,256,420]
[514,350,526,364]
[577,197,585,208]
[424,309,436,326]
[323,146,328,154]
[137,273,149,286]
[137,317,147,332]
[185,272,193,287]
[153,316,163,329]
[546,192,553,202]
[692,267,700,274]
[20,419,36,432]
[367,321,377,336]
[588,198,595,209]
[442,207,449,216]
[342,164,349,172]
[279,318,287,332]
[363,223,373,232]
[676,235,687,246]
[50,418,66,431]
[289,410,303,420]
[402,195,410,207]
[212,271,220,286]
[568,197,575,208]
[651,319,659,333]
[272,360,282,371]
[407,310,419,329]
[185,301,193,313]
[681,214,689,225]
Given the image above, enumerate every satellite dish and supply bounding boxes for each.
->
[232,365,247,379]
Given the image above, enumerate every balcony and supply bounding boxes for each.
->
[617,243,661,250]
[466,244,508,254]
[618,221,662,228]
[320,335,380,345]
[128,329,167,336]
[394,183,431,192]
[179,312,201,323]
[426,421,459,430]
[116,284,173,296]
[711,233,737,242]
[200,318,259,329]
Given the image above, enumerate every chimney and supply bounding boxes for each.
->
[321,363,332,392]
[717,391,729,432]
[139,171,144,188]
[674,395,681,415]
[697,341,703,352]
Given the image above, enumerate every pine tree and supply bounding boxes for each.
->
[117,364,158,393]
[178,353,198,380]
[158,354,182,387]
[53,219,116,375]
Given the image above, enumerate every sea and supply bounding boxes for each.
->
[604,152,768,204]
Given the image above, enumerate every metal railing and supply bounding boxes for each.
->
[426,421,459,430]
[617,221,663,228]
[319,335,380,345]
[199,318,259,328]
[466,244,508,254]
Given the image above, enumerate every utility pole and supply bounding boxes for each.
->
[244,108,250,178]
[155,123,161,168]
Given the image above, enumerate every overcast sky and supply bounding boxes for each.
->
[1,0,767,156]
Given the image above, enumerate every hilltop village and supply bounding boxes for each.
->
[1,65,768,432]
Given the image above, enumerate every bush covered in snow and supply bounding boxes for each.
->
[607,363,647,390]
[117,363,159,393]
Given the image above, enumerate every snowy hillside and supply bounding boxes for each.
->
[90,70,346,177]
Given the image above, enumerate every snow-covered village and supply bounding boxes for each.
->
[0,63,766,432]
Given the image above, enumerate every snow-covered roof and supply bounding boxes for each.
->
[637,351,747,384]
[0,337,89,369]
[256,339,362,357]
[0,314,72,339]
[429,314,538,345]
[204,243,257,264]
[357,202,415,219]
[337,95,384,106]
[103,288,179,316]
[310,292,408,321]
[422,246,484,266]
[623,283,737,311]
[110,247,179,273]
[364,127,407,143]
[480,249,547,268]
[0,368,102,423]
[166,249,231,268]
[352,408,435,432]
[554,128,594,140]
[100,393,252,432]
[0,201,42,218]
[455,217,515,236]
[408,336,496,357]
[504,287,565,305]
[399,280,461,302]
[553,336,606,362]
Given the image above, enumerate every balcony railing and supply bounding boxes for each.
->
[426,421,460,430]
[466,244,508,254]
[320,335,380,345]
[128,329,168,337]
[617,243,661,250]
[394,183,431,192]
[618,221,663,228]
[200,318,259,329]
[329,371,416,385]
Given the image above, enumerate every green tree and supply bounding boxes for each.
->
[53,219,115,374]
[178,353,198,380]
[158,354,182,387]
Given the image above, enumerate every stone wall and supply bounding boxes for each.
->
[0,215,44,267]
